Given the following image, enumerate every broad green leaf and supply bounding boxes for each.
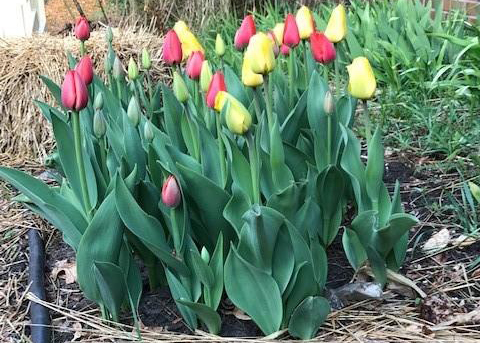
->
[223,188,250,236]
[123,116,146,180]
[224,65,249,107]
[162,84,186,152]
[198,123,222,186]
[270,119,294,192]
[39,75,62,106]
[177,300,221,334]
[342,228,367,270]
[366,127,384,206]
[374,213,418,257]
[366,246,387,286]
[267,183,303,223]
[288,296,330,340]
[310,237,328,289]
[93,261,127,321]
[189,248,214,288]
[272,225,294,295]
[165,268,197,330]
[306,70,328,133]
[228,136,253,201]
[351,210,378,247]
[205,233,224,310]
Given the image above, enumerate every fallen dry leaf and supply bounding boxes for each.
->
[423,228,450,251]
[72,322,83,341]
[227,307,251,321]
[432,308,480,330]
[51,259,77,284]
[453,234,478,248]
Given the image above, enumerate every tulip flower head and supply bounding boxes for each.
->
[310,32,336,64]
[273,23,285,45]
[162,175,181,208]
[215,34,226,57]
[214,91,252,135]
[242,51,264,87]
[144,120,154,143]
[127,96,141,127]
[200,60,213,93]
[128,57,139,81]
[323,90,335,115]
[245,32,276,75]
[234,15,256,50]
[113,56,125,80]
[142,48,151,70]
[94,92,104,111]
[163,30,183,65]
[206,72,227,108]
[93,111,106,138]
[75,16,90,41]
[283,14,300,48]
[173,71,190,103]
[324,4,348,43]
[186,51,205,80]
[173,21,204,60]
[296,6,315,39]
[280,44,290,56]
[75,55,94,85]
[267,31,280,57]
[347,57,376,100]
[61,70,88,111]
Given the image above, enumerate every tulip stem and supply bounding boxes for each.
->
[288,52,294,108]
[334,53,340,99]
[116,79,122,104]
[215,113,227,187]
[263,76,274,132]
[99,137,109,182]
[72,111,92,219]
[303,40,309,88]
[327,114,332,165]
[80,41,85,56]
[246,131,260,205]
[252,87,262,122]
[362,99,372,145]
[145,71,154,107]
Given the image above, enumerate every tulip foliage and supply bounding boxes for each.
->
[0,5,418,340]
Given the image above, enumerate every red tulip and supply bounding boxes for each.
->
[206,72,227,108]
[280,44,290,56]
[186,51,205,80]
[163,30,182,65]
[75,16,90,41]
[283,14,300,48]
[61,70,88,111]
[162,175,181,208]
[234,15,256,50]
[310,32,336,64]
[75,55,94,85]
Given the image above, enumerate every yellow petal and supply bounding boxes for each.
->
[173,21,204,60]
[246,32,276,75]
[242,51,264,87]
[273,23,285,44]
[296,6,314,39]
[347,57,376,99]
[324,4,347,43]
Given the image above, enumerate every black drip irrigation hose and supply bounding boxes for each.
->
[28,229,51,343]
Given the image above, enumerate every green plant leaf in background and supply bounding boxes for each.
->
[288,296,330,340]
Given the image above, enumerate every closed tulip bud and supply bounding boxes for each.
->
[272,23,285,46]
[163,30,183,65]
[61,70,88,111]
[347,57,376,100]
[242,51,263,87]
[280,44,290,56]
[113,56,125,80]
[283,14,300,48]
[173,71,189,103]
[206,72,226,108]
[267,31,280,57]
[75,16,90,41]
[215,91,252,135]
[186,51,204,80]
[127,96,141,126]
[162,175,181,208]
[215,34,225,57]
[234,15,256,50]
[106,27,113,43]
[142,48,151,70]
[173,21,204,60]
[246,32,276,75]
[296,6,315,39]
[128,57,139,81]
[144,120,154,143]
[75,55,94,85]
[93,110,106,138]
[200,60,213,93]
[323,90,335,115]
[94,92,104,111]
[324,4,348,43]
[310,32,336,64]
[200,247,210,263]
[468,182,480,203]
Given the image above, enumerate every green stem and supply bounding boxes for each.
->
[185,105,200,161]
[288,51,294,108]
[334,51,340,99]
[170,208,181,253]
[80,41,85,56]
[72,111,92,220]
[327,114,332,165]
[216,113,227,187]
[263,75,274,132]
[99,137,109,182]
[246,132,260,204]
[252,87,262,122]
[323,64,329,83]
[146,71,154,105]
[363,99,372,145]
[303,40,309,88]
[116,79,122,104]
[220,57,225,73]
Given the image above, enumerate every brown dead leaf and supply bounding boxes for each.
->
[423,228,450,251]
[432,308,480,330]
[453,234,478,248]
[227,308,251,321]
[51,259,77,284]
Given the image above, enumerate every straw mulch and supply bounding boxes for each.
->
[0,25,165,163]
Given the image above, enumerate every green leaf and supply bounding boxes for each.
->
[228,137,253,201]
[374,213,418,257]
[366,127,384,205]
[123,115,146,180]
[224,65,249,107]
[280,90,308,143]
[306,70,328,132]
[270,119,294,192]
[34,100,66,123]
[310,237,328,289]
[223,188,250,236]
[267,183,303,223]
[177,300,221,334]
[189,248,214,288]
[224,244,282,335]
[205,233,224,310]
[93,261,127,321]
[272,225,294,295]
[351,210,378,247]
[39,75,62,106]
[342,228,367,270]
[366,246,387,286]
[162,84,186,152]
[288,296,330,340]
[165,268,197,330]
[318,165,345,220]
[198,123,222,186]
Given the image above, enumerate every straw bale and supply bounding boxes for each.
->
[0,26,165,162]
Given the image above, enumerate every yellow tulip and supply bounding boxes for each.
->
[200,60,213,93]
[346,57,376,100]
[272,23,285,45]
[242,51,263,87]
[324,4,347,43]
[214,91,252,135]
[245,32,276,75]
[215,33,226,57]
[296,6,315,39]
[173,20,204,60]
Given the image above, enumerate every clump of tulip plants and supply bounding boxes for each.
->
[1,5,418,340]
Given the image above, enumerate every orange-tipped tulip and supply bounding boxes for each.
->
[206,72,227,108]
[75,16,90,41]
[296,6,315,39]
[347,57,376,99]
[75,55,94,85]
[163,30,182,65]
[162,175,181,208]
[245,32,276,75]
[61,70,88,111]
[324,4,348,43]
[234,15,256,50]
[310,32,336,64]
[214,91,252,135]
[283,14,300,48]
[186,51,205,80]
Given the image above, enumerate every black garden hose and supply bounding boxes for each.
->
[28,229,51,343]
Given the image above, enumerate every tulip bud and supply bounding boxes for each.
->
[215,34,225,57]
[127,96,141,126]
[93,110,107,138]
[162,175,181,208]
[61,70,88,111]
[144,120,154,143]
[206,72,227,108]
[186,51,204,80]
[106,27,113,43]
[215,91,252,135]
[310,32,336,64]
[245,32,276,75]
[200,60,213,93]
[75,55,94,85]
[75,16,90,41]
[128,57,139,81]
[296,6,315,39]
[323,90,335,115]
[280,44,290,56]
[468,182,480,203]
[347,57,376,100]
[200,247,210,264]
[163,30,183,65]
[283,14,300,48]
[242,51,263,87]
[94,92,104,111]
[173,21,204,60]
[173,71,189,103]
[234,15,256,50]
[142,48,151,70]
[273,23,285,45]
[324,4,348,43]
[113,56,125,80]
